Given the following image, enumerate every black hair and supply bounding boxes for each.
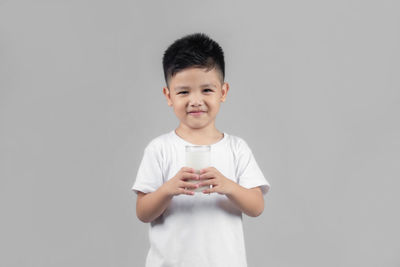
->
[162,33,225,87]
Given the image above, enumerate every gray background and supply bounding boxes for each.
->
[1,0,399,266]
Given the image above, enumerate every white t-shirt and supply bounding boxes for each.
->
[132,130,271,267]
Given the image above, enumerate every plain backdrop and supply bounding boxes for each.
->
[1,0,399,266]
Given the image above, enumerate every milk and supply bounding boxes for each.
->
[185,145,211,192]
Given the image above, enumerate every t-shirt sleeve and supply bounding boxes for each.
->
[236,139,271,195]
[131,141,164,194]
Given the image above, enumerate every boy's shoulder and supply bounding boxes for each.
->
[144,131,174,150]
[225,133,253,154]
[225,133,247,145]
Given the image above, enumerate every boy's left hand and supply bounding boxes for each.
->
[198,167,237,195]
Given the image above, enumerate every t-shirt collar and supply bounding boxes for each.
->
[171,130,227,147]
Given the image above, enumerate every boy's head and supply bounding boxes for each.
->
[162,33,225,87]
[162,33,229,131]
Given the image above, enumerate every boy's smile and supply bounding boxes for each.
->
[188,111,206,117]
[163,67,229,132]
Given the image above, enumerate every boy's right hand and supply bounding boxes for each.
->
[162,167,199,196]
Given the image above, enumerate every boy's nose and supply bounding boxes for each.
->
[189,95,204,106]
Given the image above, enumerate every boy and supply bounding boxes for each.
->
[132,33,271,267]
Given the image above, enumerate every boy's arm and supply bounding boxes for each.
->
[225,185,264,217]
[136,186,173,223]
[136,167,199,223]
[198,167,265,217]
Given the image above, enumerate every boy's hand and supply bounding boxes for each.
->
[198,167,237,195]
[163,167,200,196]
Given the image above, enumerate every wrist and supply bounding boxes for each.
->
[159,182,174,198]
[225,180,240,198]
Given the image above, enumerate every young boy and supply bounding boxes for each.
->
[132,33,271,267]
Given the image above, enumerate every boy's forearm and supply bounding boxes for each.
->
[226,184,264,217]
[136,185,173,223]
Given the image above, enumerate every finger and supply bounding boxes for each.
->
[199,168,209,174]
[182,181,199,189]
[199,172,214,180]
[178,188,195,196]
[182,173,200,181]
[181,167,196,173]
[202,187,216,194]
[200,167,215,174]
[198,179,215,187]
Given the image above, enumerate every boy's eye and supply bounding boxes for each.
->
[203,89,213,93]
[177,91,188,95]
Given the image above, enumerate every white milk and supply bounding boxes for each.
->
[185,146,211,193]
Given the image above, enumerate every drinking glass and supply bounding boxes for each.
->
[185,145,211,193]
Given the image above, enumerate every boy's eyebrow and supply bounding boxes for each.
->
[174,84,217,91]
[200,83,217,88]
[174,86,190,91]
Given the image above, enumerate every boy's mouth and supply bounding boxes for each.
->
[188,111,206,116]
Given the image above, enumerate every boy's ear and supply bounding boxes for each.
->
[220,82,229,102]
[163,87,173,106]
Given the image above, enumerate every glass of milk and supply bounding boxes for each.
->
[185,145,211,193]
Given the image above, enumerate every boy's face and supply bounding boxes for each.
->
[163,67,229,131]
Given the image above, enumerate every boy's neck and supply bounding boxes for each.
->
[175,124,224,145]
